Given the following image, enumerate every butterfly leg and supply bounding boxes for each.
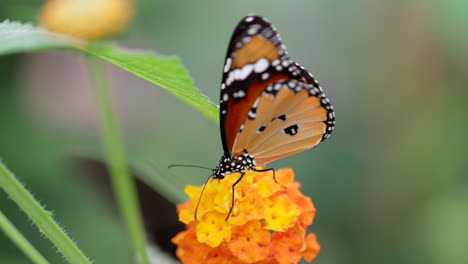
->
[255,168,277,183]
[226,172,245,221]
[254,168,287,189]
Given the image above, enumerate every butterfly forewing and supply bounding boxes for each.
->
[220,16,291,157]
[220,15,335,165]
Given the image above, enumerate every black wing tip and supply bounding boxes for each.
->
[238,14,271,25]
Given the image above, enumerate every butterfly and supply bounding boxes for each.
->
[195,15,335,220]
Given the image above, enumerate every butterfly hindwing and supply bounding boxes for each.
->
[220,15,335,164]
[232,80,333,165]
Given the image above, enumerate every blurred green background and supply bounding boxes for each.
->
[1,0,468,263]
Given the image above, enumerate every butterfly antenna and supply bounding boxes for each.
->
[194,173,213,221]
[168,164,213,171]
[225,172,246,221]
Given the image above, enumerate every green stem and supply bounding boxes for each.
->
[0,161,92,264]
[86,56,149,264]
[0,210,49,264]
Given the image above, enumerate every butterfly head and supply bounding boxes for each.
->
[212,153,256,179]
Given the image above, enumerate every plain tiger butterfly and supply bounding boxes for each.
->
[196,15,335,220]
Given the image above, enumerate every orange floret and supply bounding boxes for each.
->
[303,233,321,262]
[196,211,232,248]
[263,194,300,231]
[172,168,321,264]
[228,221,270,263]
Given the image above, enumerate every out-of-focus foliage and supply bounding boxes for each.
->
[0,20,72,55]
[0,21,217,122]
[0,1,467,264]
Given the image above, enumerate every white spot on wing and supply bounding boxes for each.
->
[238,64,254,80]
[253,97,260,108]
[234,90,246,98]
[254,58,269,73]
[226,72,234,85]
[224,57,232,73]
[247,27,258,35]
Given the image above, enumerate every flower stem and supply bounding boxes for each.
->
[0,209,49,264]
[86,56,149,264]
[0,161,92,264]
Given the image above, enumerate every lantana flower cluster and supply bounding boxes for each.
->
[172,168,320,264]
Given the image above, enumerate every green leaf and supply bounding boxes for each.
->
[0,19,218,122]
[81,43,219,121]
[0,161,92,264]
[0,20,72,55]
[0,210,49,264]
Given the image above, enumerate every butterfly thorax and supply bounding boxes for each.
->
[213,153,256,179]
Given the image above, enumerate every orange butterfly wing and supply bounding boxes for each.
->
[232,80,333,165]
[219,16,335,164]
